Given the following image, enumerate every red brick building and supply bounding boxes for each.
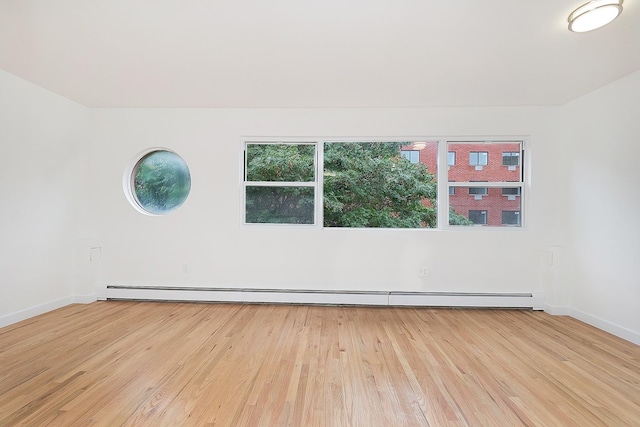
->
[401,141,522,226]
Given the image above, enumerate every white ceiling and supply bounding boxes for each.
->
[1,0,639,108]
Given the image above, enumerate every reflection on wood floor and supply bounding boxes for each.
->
[0,301,638,426]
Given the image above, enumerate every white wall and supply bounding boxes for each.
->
[0,70,88,326]
[87,107,562,296]
[560,70,640,344]
[2,64,638,345]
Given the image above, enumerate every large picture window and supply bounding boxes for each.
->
[242,138,526,229]
[324,142,437,228]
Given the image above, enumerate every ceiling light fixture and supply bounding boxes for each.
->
[412,142,427,150]
[568,0,623,32]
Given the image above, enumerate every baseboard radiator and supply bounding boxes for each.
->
[103,286,543,310]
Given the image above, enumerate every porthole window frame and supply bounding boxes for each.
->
[123,147,191,216]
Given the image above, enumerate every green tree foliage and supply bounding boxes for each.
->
[245,142,475,227]
[245,144,315,224]
[134,151,191,215]
[324,142,437,228]
[449,208,474,225]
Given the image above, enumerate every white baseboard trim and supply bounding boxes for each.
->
[104,286,391,306]
[104,285,543,309]
[4,289,637,346]
[390,292,542,309]
[0,294,98,329]
[542,304,572,316]
[567,307,640,346]
[73,293,98,304]
[0,296,72,329]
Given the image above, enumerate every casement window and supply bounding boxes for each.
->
[469,151,488,166]
[242,138,525,229]
[243,142,317,224]
[448,140,524,227]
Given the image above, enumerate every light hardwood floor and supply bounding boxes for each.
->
[0,302,638,426]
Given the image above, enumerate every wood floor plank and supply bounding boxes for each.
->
[0,302,639,426]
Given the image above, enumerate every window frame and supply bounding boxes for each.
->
[448,151,456,166]
[123,147,191,216]
[502,151,520,166]
[468,187,488,196]
[501,210,521,225]
[242,140,320,226]
[445,139,526,228]
[241,137,528,230]
[468,210,488,225]
[469,151,489,166]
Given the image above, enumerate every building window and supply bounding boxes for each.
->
[244,143,317,224]
[468,187,488,196]
[502,187,521,196]
[401,150,420,164]
[469,151,488,166]
[126,149,191,215]
[468,210,487,225]
[448,151,456,166]
[502,152,520,166]
[502,210,521,225]
[449,186,455,195]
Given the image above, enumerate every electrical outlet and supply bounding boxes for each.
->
[418,267,429,277]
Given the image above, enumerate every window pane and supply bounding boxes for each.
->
[246,144,315,182]
[449,186,522,226]
[132,150,191,215]
[469,152,477,165]
[448,151,456,166]
[450,142,521,182]
[324,141,437,228]
[469,151,488,166]
[502,152,520,166]
[502,187,521,195]
[502,210,521,225]
[468,187,488,195]
[245,186,314,224]
[468,210,487,224]
[478,152,488,165]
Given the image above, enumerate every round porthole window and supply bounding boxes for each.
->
[124,149,191,215]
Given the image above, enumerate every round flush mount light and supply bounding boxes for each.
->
[568,0,623,32]
[412,141,427,150]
